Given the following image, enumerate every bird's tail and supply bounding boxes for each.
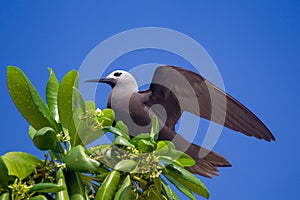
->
[159,126,231,178]
[185,143,232,178]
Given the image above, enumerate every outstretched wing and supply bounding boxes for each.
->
[147,66,275,141]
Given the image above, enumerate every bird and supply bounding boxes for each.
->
[86,66,275,178]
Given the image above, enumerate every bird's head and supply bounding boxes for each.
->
[86,70,138,91]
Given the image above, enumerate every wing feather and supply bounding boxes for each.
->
[148,66,275,141]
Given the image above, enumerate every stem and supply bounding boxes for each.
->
[133,176,148,186]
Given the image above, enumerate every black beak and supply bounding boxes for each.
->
[85,78,116,88]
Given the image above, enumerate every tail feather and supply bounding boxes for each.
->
[159,125,231,178]
[185,143,231,178]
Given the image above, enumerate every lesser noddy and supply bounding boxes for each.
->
[87,66,275,178]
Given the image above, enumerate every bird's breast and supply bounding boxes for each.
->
[108,91,152,136]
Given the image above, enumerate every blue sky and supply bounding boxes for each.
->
[0,1,299,199]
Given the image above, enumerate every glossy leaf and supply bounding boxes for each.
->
[64,145,99,173]
[95,170,120,200]
[73,102,105,145]
[72,87,86,114]
[85,100,96,111]
[58,70,78,129]
[155,141,195,167]
[148,190,167,200]
[114,160,137,172]
[100,109,115,126]
[158,156,182,166]
[173,151,195,167]
[93,172,110,182]
[0,193,9,200]
[131,134,155,152]
[113,175,132,200]
[154,141,175,157]
[161,179,180,200]
[88,145,123,168]
[164,164,209,199]
[32,127,58,151]
[0,157,8,189]
[115,121,129,137]
[1,152,42,179]
[103,126,129,140]
[46,68,60,122]
[130,133,152,147]
[29,183,65,193]
[113,136,134,148]
[57,70,82,147]
[29,195,47,200]
[164,174,196,200]
[28,126,36,140]
[65,170,89,200]
[6,66,59,131]
[152,178,163,196]
[137,139,156,152]
[88,144,113,162]
[56,168,70,200]
[150,115,159,141]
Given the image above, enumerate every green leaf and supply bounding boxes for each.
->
[58,70,78,129]
[46,68,60,122]
[85,100,96,111]
[164,174,196,200]
[65,170,89,200]
[158,156,182,167]
[56,168,70,200]
[0,157,8,189]
[173,151,195,167]
[114,160,137,172]
[130,133,151,146]
[29,183,65,193]
[6,66,59,131]
[154,141,175,157]
[64,145,99,173]
[100,109,115,126]
[96,170,120,200]
[161,179,180,200]
[1,152,42,179]
[157,141,175,150]
[0,193,10,200]
[113,175,132,200]
[148,190,167,200]
[150,115,159,141]
[113,136,134,148]
[103,126,130,140]
[131,134,155,152]
[73,87,86,114]
[155,141,195,167]
[29,195,47,200]
[73,102,105,145]
[32,127,58,151]
[28,126,37,140]
[88,144,112,160]
[57,70,81,147]
[93,172,111,183]
[137,139,155,152]
[152,178,163,195]
[164,164,209,199]
[115,121,129,137]
[88,144,122,168]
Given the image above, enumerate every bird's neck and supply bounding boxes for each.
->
[108,84,137,113]
[113,82,138,94]
[109,85,137,107]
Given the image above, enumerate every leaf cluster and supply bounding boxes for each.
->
[0,66,209,200]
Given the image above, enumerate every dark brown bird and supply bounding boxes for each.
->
[86,66,275,178]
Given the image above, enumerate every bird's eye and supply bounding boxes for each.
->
[114,72,122,77]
